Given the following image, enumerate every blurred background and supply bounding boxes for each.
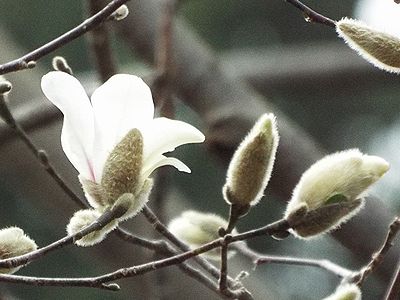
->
[0,0,399,299]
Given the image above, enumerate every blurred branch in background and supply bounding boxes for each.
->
[85,0,117,82]
[220,42,395,97]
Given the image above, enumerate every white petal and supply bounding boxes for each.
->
[141,117,205,170]
[91,74,154,180]
[142,155,191,178]
[41,72,95,180]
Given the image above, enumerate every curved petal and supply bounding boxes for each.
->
[41,72,95,180]
[142,155,191,179]
[140,117,205,171]
[91,74,154,180]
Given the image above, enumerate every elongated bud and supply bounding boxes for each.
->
[66,209,117,247]
[285,149,389,238]
[101,129,143,205]
[223,113,279,208]
[0,227,37,274]
[168,211,236,260]
[336,17,400,73]
[322,284,361,300]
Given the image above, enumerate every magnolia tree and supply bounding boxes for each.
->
[0,1,399,299]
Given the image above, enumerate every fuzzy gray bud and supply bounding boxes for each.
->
[223,113,279,207]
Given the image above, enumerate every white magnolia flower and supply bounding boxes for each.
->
[41,72,205,245]
[41,71,204,198]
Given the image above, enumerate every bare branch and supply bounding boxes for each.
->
[354,217,400,285]
[0,90,86,208]
[385,257,400,300]
[116,229,226,298]
[141,205,246,291]
[0,0,129,75]
[0,205,128,269]
[284,0,336,27]
[0,273,120,291]
[233,242,354,279]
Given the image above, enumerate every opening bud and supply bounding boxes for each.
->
[337,17,400,73]
[168,210,237,260]
[66,209,117,247]
[285,149,389,238]
[223,113,279,207]
[322,283,361,300]
[114,178,153,221]
[0,227,37,274]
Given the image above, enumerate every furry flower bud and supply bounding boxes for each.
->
[285,149,389,238]
[0,227,37,274]
[223,113,279,207]
[0,80,12,95]
[52,56,73,75]
[101,128,143,205]
[66,209,118,247]
[336,17,400,73]
[168,211,236,260]
[322,284,361,300]
[111,5,129,21]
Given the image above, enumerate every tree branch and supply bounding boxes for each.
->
[0,216,289,297]
[284,0,336,27]
[354,217,400,285]
[0,0,129,75]
[0,204,128,269]
[0,90,87,208]
[116,228,226,298]
[233,242,354,279]
[141,205,253,296]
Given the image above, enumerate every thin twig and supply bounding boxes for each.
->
[0,0,129,75]
[218,204,245,295]
[232,242,354,279]
[0,92,86,208]
[116,229,226,298]
[0,273,120,291]
[284,0,336,27]
[385,256,400,300]
[354,217,400,286]
[219,236,230,294]
[141,205,247,291]
[0,217,289,295]
[0,205,128,269]
[86,0,117,82]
